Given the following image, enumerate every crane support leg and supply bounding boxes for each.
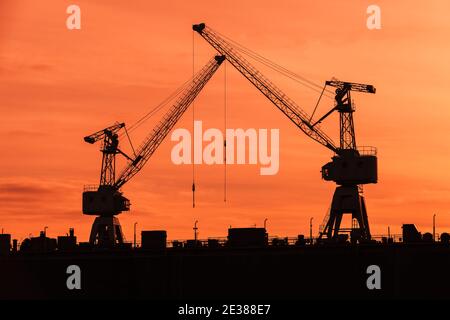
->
[89,216,124,247]
[320,185,371,243]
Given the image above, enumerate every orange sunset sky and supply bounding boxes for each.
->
[1,0,450,242]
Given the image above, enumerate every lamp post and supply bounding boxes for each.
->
[194,220,198,242]
[309,217,314,245]
[134,222,138,249]
[433,214,436,242]
[264,218,268,230]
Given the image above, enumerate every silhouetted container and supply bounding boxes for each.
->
[296,235,306,246]
[78,242,92,251]
[141,231,167,250]
[402,224,422,243]
[186,240,202,248]
[29,234,57,253]
[441,233,450,244]
[172,240,183,248]
[422,232,433,242]
[207,239,220,248]
[0,234,11,254]
[228,228,267,247]
[57,236,77,251]
[272,237,288,246]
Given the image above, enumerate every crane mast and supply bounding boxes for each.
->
[193,23,377,243]
[83,122,133,186]
[83,55,225,246]
[319,80,376,151]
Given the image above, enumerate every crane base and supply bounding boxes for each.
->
[319,185,371,243]
[89,216,124,247]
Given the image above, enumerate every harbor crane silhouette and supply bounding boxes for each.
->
[193,23,377,242]
[82,55,225,246]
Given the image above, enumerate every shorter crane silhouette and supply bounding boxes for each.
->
[83,55,225,247]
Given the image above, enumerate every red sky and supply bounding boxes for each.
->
[1,0,450,242]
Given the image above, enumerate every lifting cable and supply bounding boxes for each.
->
[192,29,196,208]
[119,77,191,139]
[223,60,227,203]
[212,27,335,99]
[309,84,327,123]
[123,125,137,158]
[118,27,335,176]
[117,78,191,159]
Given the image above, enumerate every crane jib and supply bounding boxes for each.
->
[193,23,338,154]
[112,55,225,189]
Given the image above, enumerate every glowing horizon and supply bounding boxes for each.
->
[1,0,450,243]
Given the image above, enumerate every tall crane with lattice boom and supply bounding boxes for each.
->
[83,55,225,247]
[193,23,377,243]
